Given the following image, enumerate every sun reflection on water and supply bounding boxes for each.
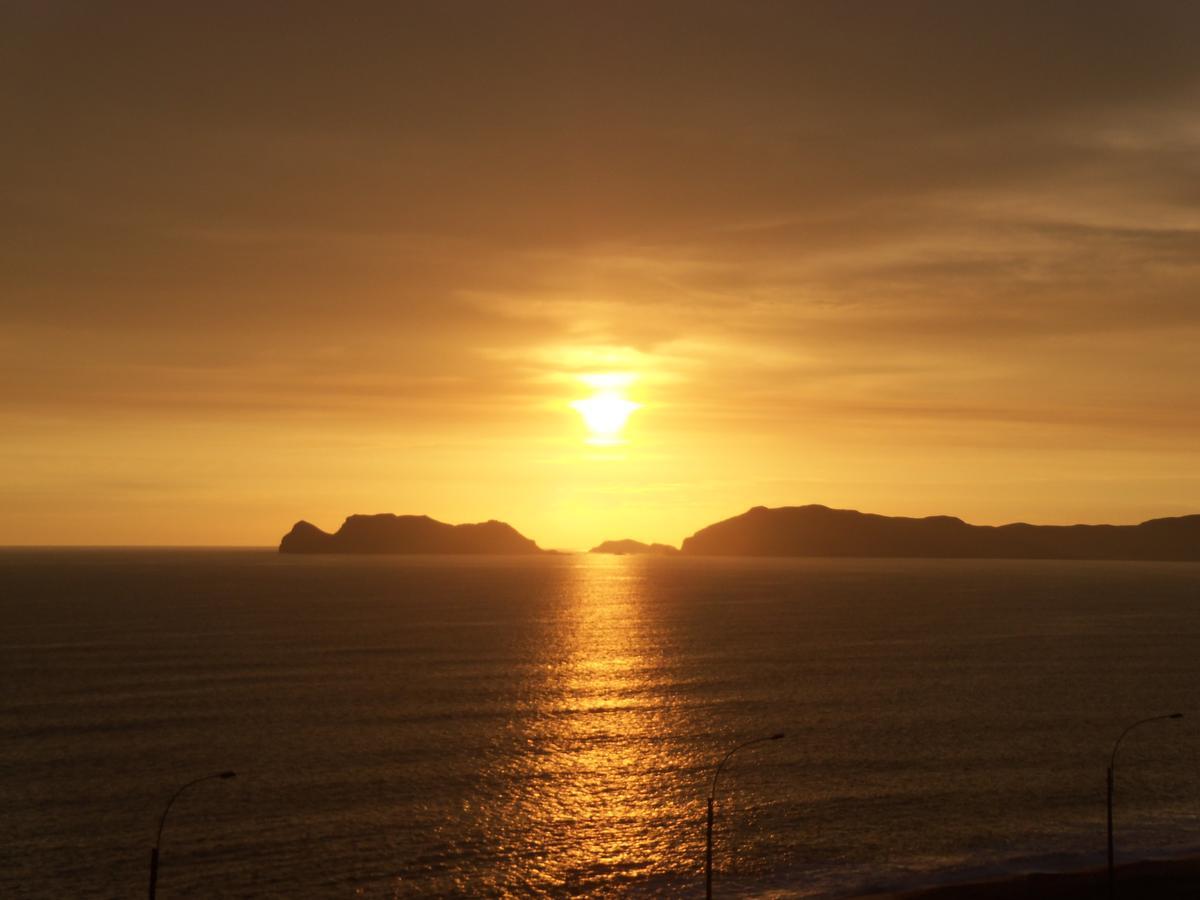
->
[492,554,695,896]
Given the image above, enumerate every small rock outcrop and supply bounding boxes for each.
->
[589,539,679,555]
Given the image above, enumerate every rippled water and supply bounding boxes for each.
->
[3,550,1200,898]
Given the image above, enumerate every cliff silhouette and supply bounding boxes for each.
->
[679,505,1200,561]
[589,539,679,556]
[279,514,545,554]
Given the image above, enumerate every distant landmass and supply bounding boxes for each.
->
[279,514,545,554]
[279,505,1200,560]
[679,504,1200,561]
[589,539,679,556]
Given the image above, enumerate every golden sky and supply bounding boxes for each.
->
[4,3,1200,548]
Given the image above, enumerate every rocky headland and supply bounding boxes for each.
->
[279,514,545,554]
[679,504,1200,560]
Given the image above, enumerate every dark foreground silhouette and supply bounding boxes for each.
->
[589,539,679,556]
[679,504,1200,561]
[857,856,1200,899]
[279,514,545,554]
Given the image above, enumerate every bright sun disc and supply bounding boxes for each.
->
[571,390,639,443]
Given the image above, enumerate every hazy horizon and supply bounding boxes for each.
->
[2,500,1197,552]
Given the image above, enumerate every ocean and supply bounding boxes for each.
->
[3,550,1200,898]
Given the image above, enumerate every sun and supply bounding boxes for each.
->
[571,381,640,444]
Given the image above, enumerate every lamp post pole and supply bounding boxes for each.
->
[1106,714,1182,900]
[149,770,236,900]
[705,733,784,900]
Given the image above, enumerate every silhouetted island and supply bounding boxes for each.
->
[680,504,1200,561]
[589,539,680,556]
[279,514,546,554]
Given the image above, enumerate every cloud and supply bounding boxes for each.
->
[4,2,1200,439]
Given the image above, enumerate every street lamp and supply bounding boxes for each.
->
[149,770,237,900]
[705,733,784,899]
[1106,714,1182,900]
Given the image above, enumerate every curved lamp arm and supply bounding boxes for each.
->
[155,771,237,850]
[710,733,785,801]
[1110,715,1182,773]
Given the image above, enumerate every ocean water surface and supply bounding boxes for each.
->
[3,550,1200,897]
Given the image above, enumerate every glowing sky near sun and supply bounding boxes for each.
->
[571,374,641,445]
[3,4,1200,548]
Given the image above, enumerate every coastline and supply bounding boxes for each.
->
[855,856,1200,899]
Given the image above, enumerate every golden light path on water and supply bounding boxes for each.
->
[490,554,698,895]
